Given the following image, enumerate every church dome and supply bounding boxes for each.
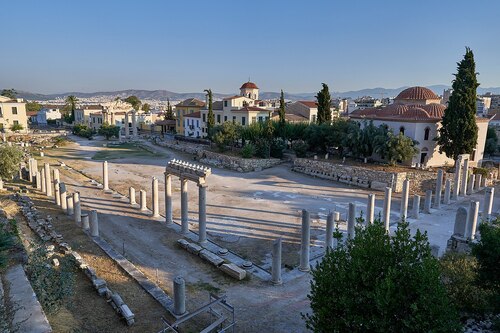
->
[240,81,259,89]
[395,86,439,100]
[421,103,446,118]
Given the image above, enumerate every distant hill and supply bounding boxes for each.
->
[6,85,500,102]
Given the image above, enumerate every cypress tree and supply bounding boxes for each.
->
[315,83,332,124]
[204,89,215,138]
[279,89,286,126]
[438,47,479,160]
[165,98,174,120]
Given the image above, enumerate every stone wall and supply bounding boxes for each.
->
[200,150,282,172]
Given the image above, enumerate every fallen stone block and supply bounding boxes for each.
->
[219,263,246,280]
[199,249,224,267]
[177,239,189,249]
[120,304,135,326]
[187,242,203,255]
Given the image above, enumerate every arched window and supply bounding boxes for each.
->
[424,127,430,140]
[399,126,405,135]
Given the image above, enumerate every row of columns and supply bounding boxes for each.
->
[123,110,138,140]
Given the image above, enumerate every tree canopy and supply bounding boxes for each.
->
[278,89,286,127]
[205,89,215,138]
[141,103,151,112]
[98,122,120,140]
[64,95,78,123]
[1,89,16,99]
[26,101,42,113]
[165,98,174,120]
[484,127,498,156]
[124,95,141,110]
[315,83,331,124]
[0,146,23,179]
[438,47,479,160]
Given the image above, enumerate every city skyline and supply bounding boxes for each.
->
[1,0,499,94]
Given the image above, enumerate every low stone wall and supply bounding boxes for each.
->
[150,137,204,155]
[200,150,282,172]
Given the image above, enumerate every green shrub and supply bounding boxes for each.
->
[0,145,23,179]
[270,138,286,158]
[98,122,120,140]
[72,124,93,139]
[241,143,255,158]
[254,138,270,158]
[293,140,308,158]
[473,167,488,178]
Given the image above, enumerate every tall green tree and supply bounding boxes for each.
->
[26,101,42,113]
[278,89,286,126]
[204,89,215,138]
[305,220,460,333]
[484,127,498,156]
[315,83,332,125]
[64,95,78,123]
[1,89,16,99]
[141,103,151,112]
[385,132,419,166]
[438,47,479,160]
[124,95,141,110]
[165,98,174,120]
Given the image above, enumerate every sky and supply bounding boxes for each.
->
[1,0,499,94]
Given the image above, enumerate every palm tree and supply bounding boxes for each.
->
[65,95,78,123]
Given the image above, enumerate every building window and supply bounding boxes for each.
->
[399,126,405,135]
[241,116,246,126]
[202,113,206,122]
[232,116,236,123]
[12,107,18,115]
[217,114,221,123]
[424,127,430,140]
[13,120,19,125]
[224,116,227,122]
[224,101,228,107]
[251,117,256,123]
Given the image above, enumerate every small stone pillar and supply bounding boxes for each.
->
[74,192,81,225]
[0,179,3,190]
[468,174,475,195]
[461,157,469,196]
[424,190,432,214]
[444,179,451,204]
[181,178,189,235]
[28,159,33,182]
[103,161,109,191]
[383,187,392,232]
[466,201,480,239]
[124,112,130,139]
[129,187,136,205]
[412,194,421,219]
[453,157,462,199]
[480,175,487,188]
[139,190,147,211]
[31,159,38,184]
[435,169,443,208]
[325,212,334,250]
[90,210,99,237]
[52,169,60,198]
[271,238,282,285]
[299,209,311,272]
[151,177,160,217]
[198,183,207,244]
[60,183,67,211]
[367,193,375,224]
[67,194,74,216]
[81,213,90,230]
[54,180,61,206]
[173,276,186,316]
[165,173,173,225]
[347,203,356,239]
[400,179,410,220]
[475,174,482,190]
[333,211,340,222]
[44,163,52,197]
[132,111,138,138]
[41,169,46,193]
[483,187,495,221]
[36,171,41,190]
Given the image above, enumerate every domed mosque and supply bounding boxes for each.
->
[350,86,489,166]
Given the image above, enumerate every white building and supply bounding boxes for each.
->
[0,96,28,132]
[350,86,489,167]
[36,107,62,125]
[184,111,202,137]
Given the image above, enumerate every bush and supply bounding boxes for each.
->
[270,138,286,158]
[305,220,460,332]
[98,122,120,140]
[293,140,308,158]
[72,124,93,139]
[473,167,488,178]
[0,222,15,269]
[254,138,270,158]
[9,123,23,131]
[241,143,255,158]
[0,145,23,179]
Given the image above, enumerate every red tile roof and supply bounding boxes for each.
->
[395,86,439,100]
[298,101,318,108]
[176,98,205,107]
[223,95,244,100]
[184,111,201,118]
[350,103,446,122]
[232,106,269,112]
[240,81,259,89]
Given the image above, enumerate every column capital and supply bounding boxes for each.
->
[197,182,208,188]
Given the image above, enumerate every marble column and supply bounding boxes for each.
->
[44,163,52,197]
[466,201,480,240]
[424,190,432,214]
[36,171,41,190]
[151,177,160,217]
[54,180,61,206]
[139,190,147,211]
[325,212,334,250]
[383,187,392,232]
[468,174,475,195]
[31,159,38,184]
[412,194,421,219]
[67,194,74,216]
[181,178,189,235]
[333,211,340,222]
[444,179,451,204]
[483,187,495,221]
[28,158,33,182]
[461,157,469,196]
[74,192,81,225]
[367,193,375,224]
[41,171,46,193]
[60,183,67,211]
[90,210,99,237]
[103,161,109,191]
[400,179,410,220]
[132,111,138,138]
[124,112,130,139]
[81,213,90,230]
[475,174,482,191]
[271,238,282,285]
[129,187,136,205]
[52,169,60,197]
[173,277,186,315]
[347,203,356,239]
[453,157,462,199]
[435,169,443,208]
[299,209,310,272]
[164,173,173,225]
[198,183,207,244]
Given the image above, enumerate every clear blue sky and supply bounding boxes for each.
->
[1,0,499,94]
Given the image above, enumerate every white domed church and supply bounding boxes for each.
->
[350,86,489,167]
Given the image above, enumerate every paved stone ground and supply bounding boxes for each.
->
[39,135,500,332]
